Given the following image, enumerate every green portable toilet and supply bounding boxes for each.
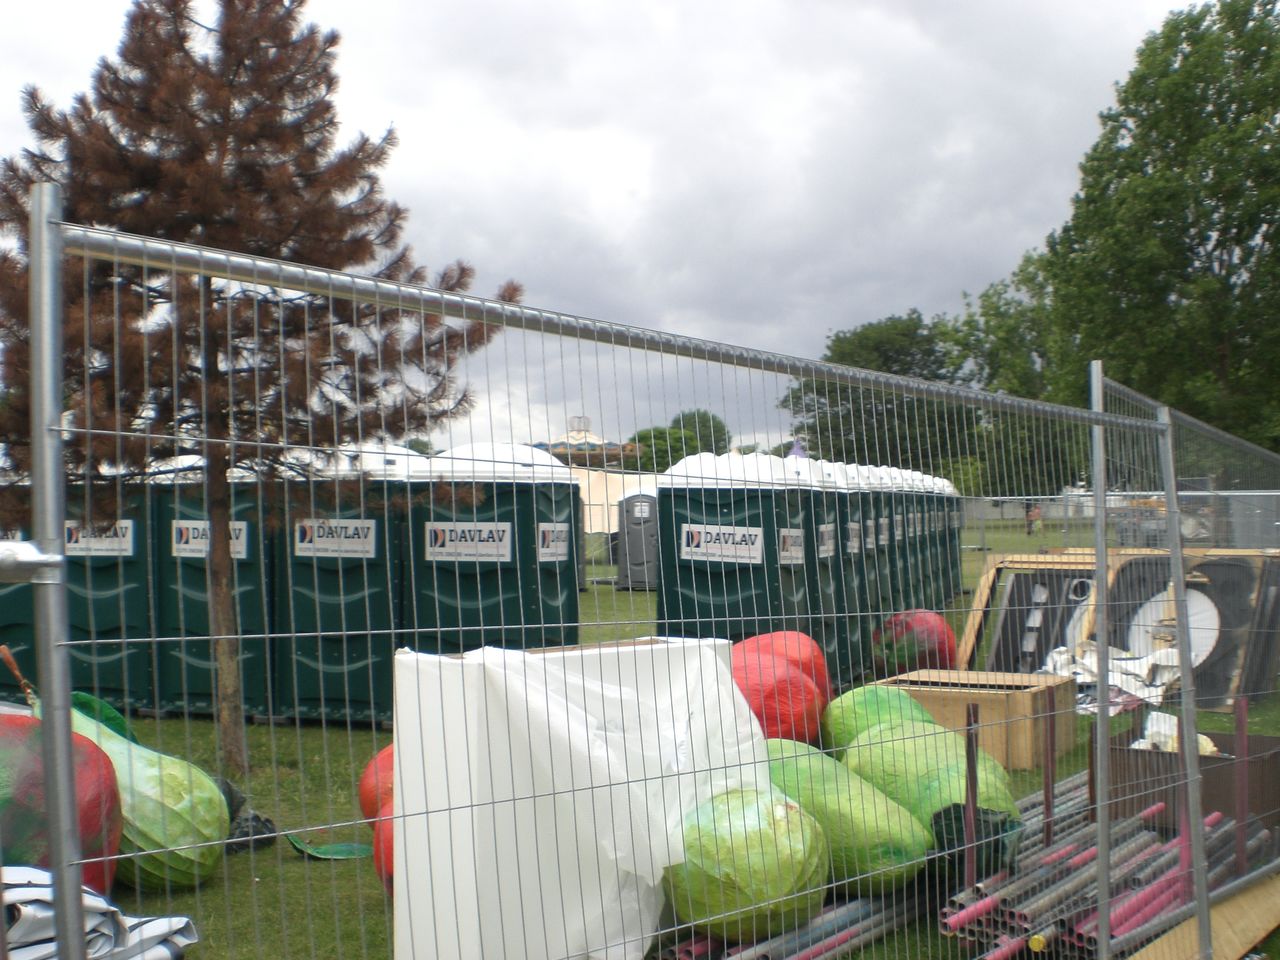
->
[64,499,157,711]
[844,464,882,652]
[905,469,930,610]
[657,452,808,642]
[884,467,913,614]
[807,459,869,689]
[916,473,941,611]
[782,456,844,676]
[861,465,895,626]
[406,442,580,653]
[929,474,958,610]
[944,480,965,601]
[833,463,874,686]
[0,493,156,712]
[153,478,273,718]
[274,483,399,725]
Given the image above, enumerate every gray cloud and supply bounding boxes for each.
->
[2,0,1186,442]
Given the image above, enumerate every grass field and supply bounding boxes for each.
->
[105,521,1280,958]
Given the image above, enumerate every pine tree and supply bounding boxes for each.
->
[0,0,520,776]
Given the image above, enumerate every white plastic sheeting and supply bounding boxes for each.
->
[391,639,768,960]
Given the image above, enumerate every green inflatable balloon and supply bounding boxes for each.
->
[664,787,828,943]
[844,719,1022,876]
[820,686,934,757]
[765,739,930,895]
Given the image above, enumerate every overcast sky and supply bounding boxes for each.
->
[2,0,1189,447]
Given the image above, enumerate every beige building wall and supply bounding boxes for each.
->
[569,468,661,535]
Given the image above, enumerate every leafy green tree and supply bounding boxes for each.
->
[780,310,970,468]
[1041,0,1280,448]
[953,255,1053,401]
[824,309,961,383]
[669,410,732,455]
[0,0,519,775]
[780,307,1081,495]
[625,427,699,473]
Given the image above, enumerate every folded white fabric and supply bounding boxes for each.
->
[3,866,198,960]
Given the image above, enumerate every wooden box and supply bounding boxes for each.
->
[872,670,1077,770]
[1101,728,1280,831]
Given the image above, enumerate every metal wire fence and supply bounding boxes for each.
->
[3,183,1279,960]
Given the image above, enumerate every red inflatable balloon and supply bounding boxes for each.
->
[372,799,394,892]
[0,714,123,894]
[735,631,833,705]
[730,649,824,744]
[359,743,395,824]
[873,609,958,677]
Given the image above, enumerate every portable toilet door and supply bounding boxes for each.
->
[783,456,842,664]
[0,492,156,711]
[944,480,965,600]
[407,443,580,653]
[615,487,659,591]
[862,466,895,624]
[918,474,942,611]
[835,464,873,687]
[928,475,954,609]
[883,467,912,615]
[656,452,809,642]
[153,482,273,718]
[808,459,867,688]
[906,470,929,610]
[274,491,398,725]
[63,494,157,712]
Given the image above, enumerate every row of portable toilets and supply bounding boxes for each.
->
[0,446,963,723]
[0,444,584,725]
[627,453,965,687]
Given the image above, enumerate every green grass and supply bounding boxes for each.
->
[102,533,1280,958]
[115,717,392,959]
[578,563,658,644]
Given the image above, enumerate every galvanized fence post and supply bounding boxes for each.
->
[29,182,87,960]
[1089,358,1113,959]
[1156,403,1214,959]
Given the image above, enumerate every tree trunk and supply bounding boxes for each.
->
[207,443,249,778]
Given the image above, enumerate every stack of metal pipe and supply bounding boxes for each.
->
[942,774,1275,958]
[718,895,921,960]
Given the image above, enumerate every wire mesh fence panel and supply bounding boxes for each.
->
[4,210,1278,960]
[1096,377,1280,960]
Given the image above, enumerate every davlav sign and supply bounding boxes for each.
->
[171,520,249,560]
[817,523,837,559]
[679,524,764,564]
[536,523,571,563]
[424,522,513,562]
[294,518,377,559]
[65,521,134,557]
[777,528,806,566]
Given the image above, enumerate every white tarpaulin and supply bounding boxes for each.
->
[391,639,767,960]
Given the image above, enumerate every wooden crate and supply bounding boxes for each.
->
[872,670,1077,770]
[1101,727,1280,831]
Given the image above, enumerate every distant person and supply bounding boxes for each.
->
[1025,503,1043,535]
